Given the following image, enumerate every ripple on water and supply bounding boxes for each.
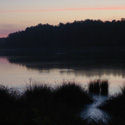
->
[81,95,110,124]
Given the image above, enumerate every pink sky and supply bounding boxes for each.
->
[1,6,125,13]
[1,3,125,38]
[0,34,7,38]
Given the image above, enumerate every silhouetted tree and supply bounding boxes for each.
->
[0,19,125,58]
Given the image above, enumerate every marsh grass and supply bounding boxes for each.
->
[0,82,93,125]
[88,80,108,96]
[100,87,125,125]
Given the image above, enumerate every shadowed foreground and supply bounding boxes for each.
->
[89,80,108,96]
[1,80,125,125]
[81,80,110,124]
[101,87,125,125]
[0,83,92,125]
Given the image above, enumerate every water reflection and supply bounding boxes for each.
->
[8,56,125,77]
[81,95,110,124]
[0,56,125,95]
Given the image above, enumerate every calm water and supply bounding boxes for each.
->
[0,57,125,95]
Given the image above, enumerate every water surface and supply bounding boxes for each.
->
[0,57,125,95]
[81,95,110,124]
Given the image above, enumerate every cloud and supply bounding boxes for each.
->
[1,6,125,13]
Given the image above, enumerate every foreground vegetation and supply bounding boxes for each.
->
[100,87,125,125]
[0,83,92,125]
[89,80,108,95]
[1,80,125,125]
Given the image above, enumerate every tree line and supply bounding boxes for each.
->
[0,19,125,50]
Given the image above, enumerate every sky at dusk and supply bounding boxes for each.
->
[0,0,125,37]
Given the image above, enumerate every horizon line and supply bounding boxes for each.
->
[0,18,124,38]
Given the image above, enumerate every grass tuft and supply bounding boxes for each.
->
[0,82,92,125]
[88,80,109,96]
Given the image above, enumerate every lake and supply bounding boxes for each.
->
[0,56,125,95]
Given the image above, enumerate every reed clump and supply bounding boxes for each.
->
[0,82,92,125]
[100,87,125,125]
[88,80,109,96]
